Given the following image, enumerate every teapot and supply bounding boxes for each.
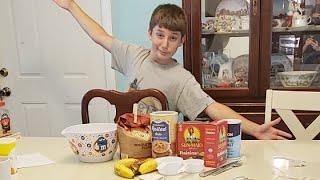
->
[293,15,311,27]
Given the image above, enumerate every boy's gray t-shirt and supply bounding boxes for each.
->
[111,39,215,120]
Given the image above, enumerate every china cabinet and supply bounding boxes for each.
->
[182,0,320,139]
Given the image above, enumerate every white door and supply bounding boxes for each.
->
[0,0,116,136]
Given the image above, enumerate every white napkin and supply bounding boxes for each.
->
[16,152,54,168]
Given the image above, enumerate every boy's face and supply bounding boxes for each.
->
[148,25,185,64]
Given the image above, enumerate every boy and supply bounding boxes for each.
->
[53,0,292,140]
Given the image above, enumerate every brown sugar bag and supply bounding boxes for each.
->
[117,113,152,159]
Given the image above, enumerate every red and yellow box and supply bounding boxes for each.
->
[177,120,228,168]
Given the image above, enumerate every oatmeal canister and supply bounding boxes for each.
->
[150,111,178,158]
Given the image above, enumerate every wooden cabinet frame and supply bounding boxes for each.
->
[182,0,320,139]
[182,0,261,100]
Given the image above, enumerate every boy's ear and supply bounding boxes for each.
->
[180,35,186,45]
[148,29,152,40]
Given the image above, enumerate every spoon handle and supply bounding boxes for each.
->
[209,164,236,176]
[199,161,240,177]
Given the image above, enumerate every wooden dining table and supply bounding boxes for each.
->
[12,137,320,180]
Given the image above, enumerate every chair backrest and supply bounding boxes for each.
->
[81,89,168,124]
[265,89,320,140]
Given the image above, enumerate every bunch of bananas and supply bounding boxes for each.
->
[114,158,158,179]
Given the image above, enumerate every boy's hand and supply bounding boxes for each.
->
[254,117,292,140]
[53,0,75,11]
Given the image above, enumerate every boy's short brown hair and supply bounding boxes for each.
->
[149,4,187,37]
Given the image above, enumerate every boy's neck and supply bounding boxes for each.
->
[150,53,174,65]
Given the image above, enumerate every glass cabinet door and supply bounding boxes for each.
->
[271,0,320,88]
[201,0,251,89]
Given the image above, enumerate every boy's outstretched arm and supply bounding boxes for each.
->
[53,0,113,52]
[205,102,292,140]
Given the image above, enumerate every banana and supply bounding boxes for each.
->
[114,163,135,179]
[117,158,138,167]
[114,158,158,178]
[138,158,158,174]
[131,159,145,175]
[114,158,138,179]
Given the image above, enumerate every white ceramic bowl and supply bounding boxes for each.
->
[277,71,318,87]
[183,159,204,173]
[61,123,117,162]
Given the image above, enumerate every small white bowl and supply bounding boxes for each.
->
[157,161,184,176]
[156,156,184,176]
[155,156,183,165]
[61,123,117,163]
[156,157,204,175]
[184,159,204,173]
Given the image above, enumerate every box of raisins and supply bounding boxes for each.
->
[177,120,228,168]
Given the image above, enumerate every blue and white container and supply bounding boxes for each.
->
[225,119,241,159]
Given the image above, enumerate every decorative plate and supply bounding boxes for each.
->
[215,0,249,16]
[232,54,249,80]
[215,0,250,31]
[271,53,293,77]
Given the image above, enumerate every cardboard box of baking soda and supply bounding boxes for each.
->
[177,120,228,167]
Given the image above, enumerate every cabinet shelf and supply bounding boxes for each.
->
[272,25,320,33]
[201,30,249,37]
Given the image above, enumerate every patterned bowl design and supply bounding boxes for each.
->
[61,123,117,162]
[277,71,318,87]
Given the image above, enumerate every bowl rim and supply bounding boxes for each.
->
[0,137,16,144]
[277,71,318,75]
[61,123,117,136]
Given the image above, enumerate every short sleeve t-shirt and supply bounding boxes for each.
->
[111,39,215,120]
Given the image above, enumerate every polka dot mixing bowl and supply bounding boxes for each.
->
[61,123,117,162]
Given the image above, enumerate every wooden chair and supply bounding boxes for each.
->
[81,89,168,124]
[265,89,320,140]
